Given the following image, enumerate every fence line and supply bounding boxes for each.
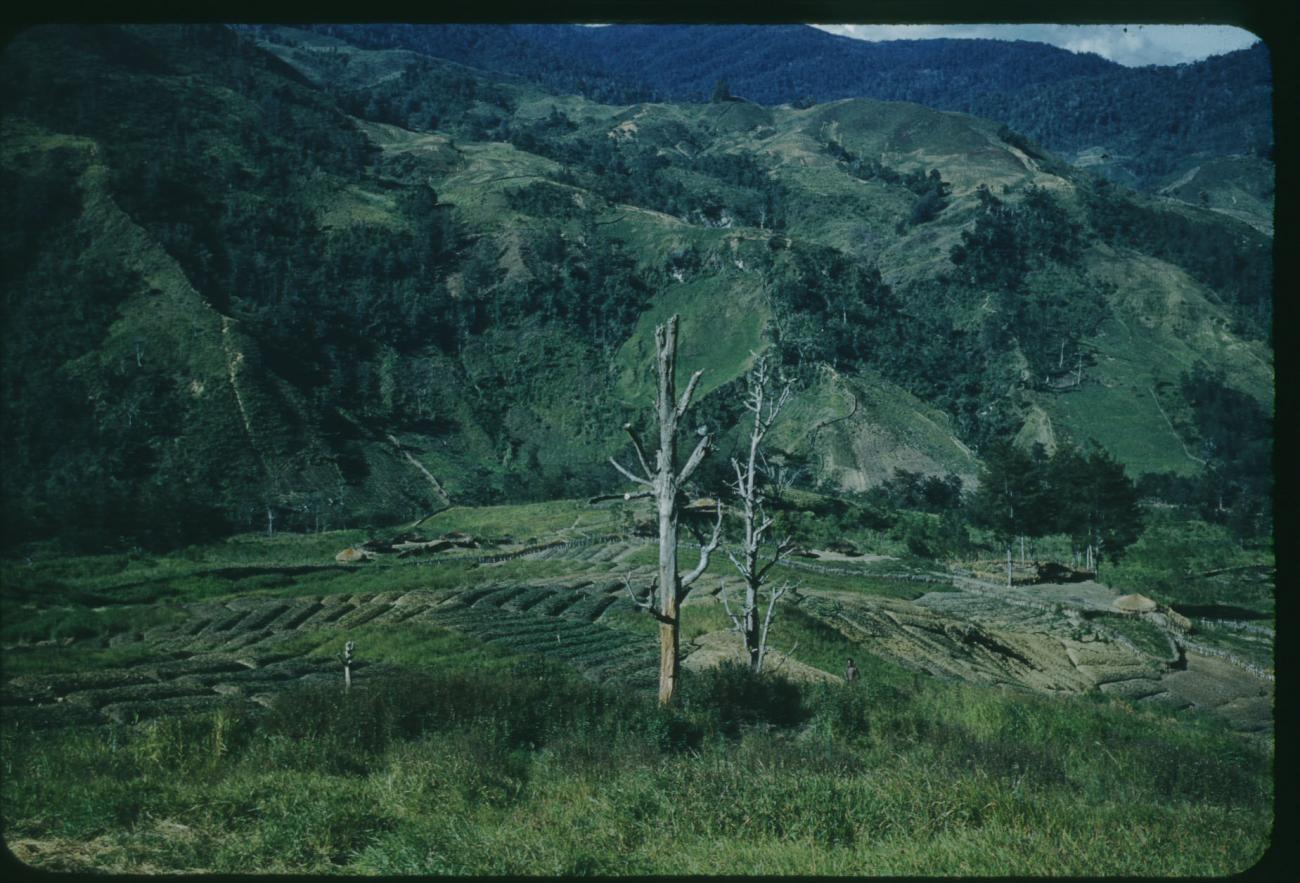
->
[776,557,952,584]
[1194,618,1274,638]
[406,533,644,567]
[1179,639,1274,682]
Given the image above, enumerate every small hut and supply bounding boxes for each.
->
[683,497,722,513]
[1112,593,1157,614]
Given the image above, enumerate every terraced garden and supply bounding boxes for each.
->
[0,507,1275,876]
[3,528,1273,737]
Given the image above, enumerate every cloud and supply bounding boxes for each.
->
[811,24,1261,67]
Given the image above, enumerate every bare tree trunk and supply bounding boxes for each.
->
[608,315,721,705]
[656,486,682,703]
[653,317,687,704]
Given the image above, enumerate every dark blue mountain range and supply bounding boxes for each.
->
[299,23,1272,187]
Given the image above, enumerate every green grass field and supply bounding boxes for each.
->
[0,499,1275,875]
[2,645,1272,875]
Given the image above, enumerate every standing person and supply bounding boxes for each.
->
[845,657,859,684]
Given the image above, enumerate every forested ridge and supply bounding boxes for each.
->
[293,23,1273,190]
[0,23,1272,552]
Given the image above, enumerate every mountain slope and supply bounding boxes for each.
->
[0,24,1273,550]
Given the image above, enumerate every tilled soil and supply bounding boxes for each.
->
[2,544,1272,737]
[2,575,665,728]
[797,583,1272,735]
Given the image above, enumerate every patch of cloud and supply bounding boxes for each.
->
[812,24,1260,67]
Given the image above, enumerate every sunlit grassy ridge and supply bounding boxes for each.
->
[614,275,769,404]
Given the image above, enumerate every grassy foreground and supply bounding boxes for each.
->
[1,498,1275,874]
[2,643,1272,875]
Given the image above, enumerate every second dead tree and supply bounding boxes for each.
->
[721,356,798,674]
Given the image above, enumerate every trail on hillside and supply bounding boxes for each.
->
[807,366,859,476]
[386,433,451,504]
[220,317,271,478]
[1147,386,1208,466]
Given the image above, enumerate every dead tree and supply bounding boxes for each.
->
[610,314,723,705]
[721,356,797,673]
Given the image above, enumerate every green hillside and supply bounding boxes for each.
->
[0,23,1272,551]
[0,25,1275,876]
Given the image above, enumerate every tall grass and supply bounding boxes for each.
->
[2,660,1272,875]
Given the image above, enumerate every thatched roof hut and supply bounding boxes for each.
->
[1113,593,1157,614]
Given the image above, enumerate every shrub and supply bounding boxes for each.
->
[679,662,807,736]
[632,705,707,753]
[805,679,873,739]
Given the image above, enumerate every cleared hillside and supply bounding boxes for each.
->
[0,24,1273,550]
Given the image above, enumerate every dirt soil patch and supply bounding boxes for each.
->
[682,630,840,684]
[800,582,1272,735]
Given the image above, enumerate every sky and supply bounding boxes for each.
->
[811,24,1261,67]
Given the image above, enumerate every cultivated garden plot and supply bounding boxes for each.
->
[1,567,667,727]
[0,529,1275,878]
[793,575,1272,735]
[2,537,1272,737]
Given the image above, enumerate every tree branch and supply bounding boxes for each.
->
[730,457,748,493]
[610,457,654,488]
[623,422,655,481]
[682,575,724,603]
[680,501,723,590]
[676,369,704,421]
[677,434,712,486]
[766,640,799,674]
[762,382,794,432]
[719,580,743,632]
[622,576,672,624]
[726,548,752,582]
[752,535,794,582]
